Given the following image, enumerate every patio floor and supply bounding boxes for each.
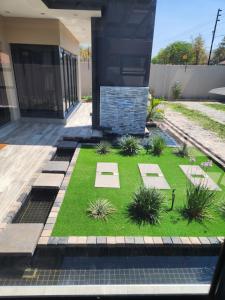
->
[0,103,98,223]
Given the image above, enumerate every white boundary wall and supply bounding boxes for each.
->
[80,62,225,100]
[149,64,225,100]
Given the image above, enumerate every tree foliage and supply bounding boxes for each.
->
[152,36,207,65]
[192,35,207,65]
[152,41,194,65]
[212,36,225,64]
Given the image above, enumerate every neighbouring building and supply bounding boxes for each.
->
[0,0,156,134]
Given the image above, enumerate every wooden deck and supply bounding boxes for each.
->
[0,103,97,223]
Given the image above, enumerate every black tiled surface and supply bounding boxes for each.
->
[51,149,74,162]
[0,254,217,286]
[13,190,57,224]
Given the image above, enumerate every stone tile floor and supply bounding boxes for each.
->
[0,103,95,223]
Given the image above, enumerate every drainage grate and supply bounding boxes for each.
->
[13,189,57,224]
[51,149,74,162]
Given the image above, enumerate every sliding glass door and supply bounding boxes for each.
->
[60,48,78,116]
[0,64,10,126]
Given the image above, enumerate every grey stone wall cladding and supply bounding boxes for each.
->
[100,86,148,135]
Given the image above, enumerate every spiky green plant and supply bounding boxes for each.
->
[151,136,166,156]
[119,135,141,156]
[182,184,216,221]
[128,186,164,225]
[87,199,116,221]
[174,142,189,158]
[96,141,110,154]
[147,97,165,122]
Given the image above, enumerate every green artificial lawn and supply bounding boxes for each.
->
[204,103,225,112]
[168,103,225,139]
[52,146,225,237]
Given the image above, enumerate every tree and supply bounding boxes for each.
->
[212,36,225,64]
[192,35,207,65]
[152,41,194,65]
[80,47,91,62]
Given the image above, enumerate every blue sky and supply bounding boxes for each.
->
[152,0,225,56]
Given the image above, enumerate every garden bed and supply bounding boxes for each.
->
[51,145,225,237]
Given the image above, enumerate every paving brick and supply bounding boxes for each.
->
[171,237,182,244]
[46,217,56,224]
[144,237,154,244]
[38,237,49,245]
[199,237,210,245]
[217,237,224,243]
[97,236,107,244]
[153,237,163,244]
[48,237,59,245]
[68,236,78,244]
[125,237,135,244]
[189,237,201,245]
[162,237,173,244]
[115,236,125,244]
[44,224,54,230]
[207,237,220,244]
[180,237,191,245]
[51,207,60,213]
[134,237,144,244]
[87,236,96,244]
[49,212,58,218]
[76,236,87,244]
[107,237,116,244]
[41,230,52,237]
[58,237,68,245]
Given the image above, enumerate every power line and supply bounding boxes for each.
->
[208,8,223,65]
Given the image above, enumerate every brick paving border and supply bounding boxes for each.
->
[38,142,224,248]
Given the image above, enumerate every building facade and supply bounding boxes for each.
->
[0,0,156,134]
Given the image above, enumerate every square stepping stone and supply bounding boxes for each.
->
[42,161,69,174]
[32,173,64,189]
[138,164,170,189]
[95,162,120,188]
[56,140,78,150]
[180,165,221,191]
[0,224,43,255]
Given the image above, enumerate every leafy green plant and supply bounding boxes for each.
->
[82,95,92,102]
[171,81,182,99]
[151,136,166,156]
[182,184,216,221]
[96,141,110,154]
[128,186,164,225]
[174,142,189,158]
[147,97,165,122]
[142,138,152,154]
[219,200,225,218]
[87,199,116,221]
[119,135,141,156]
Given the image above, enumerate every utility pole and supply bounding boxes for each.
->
[208,8,222,65]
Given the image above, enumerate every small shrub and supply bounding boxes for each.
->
[96,141,110,154]
[119,135,141,156]
[128,186,164,225]
[142,138,152,153]
[219,200,225,217]
[174,143,189,157]
[87,199,116,221]
[151,136,166,156]
[147,97,165,122]
[182,184,215,221]
[171,81,182,99]
[82,95,92,102]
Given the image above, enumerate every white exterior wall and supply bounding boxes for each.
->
[149,64,225,99]
[80,63,225,100]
